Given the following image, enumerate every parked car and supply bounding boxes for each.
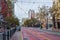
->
[16,26,21,31]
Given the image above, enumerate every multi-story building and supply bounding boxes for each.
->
[28,9,35,19]
[0,0,6,23]
[0,0,11,17]
[0,0,16,17]
[0,0,16,32]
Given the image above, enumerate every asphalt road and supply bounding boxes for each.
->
[22,27,60,40]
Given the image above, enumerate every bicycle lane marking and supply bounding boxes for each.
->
[27,30,51,40]
[30,29,60,40]
[22,29,38,40]
[25,30,40,40]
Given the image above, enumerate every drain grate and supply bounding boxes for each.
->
[23,38,28,40]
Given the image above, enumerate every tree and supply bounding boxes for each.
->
[49,2,60,29]
[24,18,39,27]
[14,18,19,26]
[38,6,49,29]
[5,16,19,28]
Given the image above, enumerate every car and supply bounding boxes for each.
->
[16,26,21,31]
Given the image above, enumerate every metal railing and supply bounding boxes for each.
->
[0,27,16,40]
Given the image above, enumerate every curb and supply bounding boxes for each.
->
[40,29,60,36]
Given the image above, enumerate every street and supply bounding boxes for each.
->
[0,0,60,40]
[22,27,60,40]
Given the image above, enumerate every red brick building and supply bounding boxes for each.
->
[0,0,12,17]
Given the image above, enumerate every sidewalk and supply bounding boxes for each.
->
[48,27,60,32]
[10,31,22,40]
[39,28,60,36]
[43,28,60,33]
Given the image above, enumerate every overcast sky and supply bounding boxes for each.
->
[14,0,53,21]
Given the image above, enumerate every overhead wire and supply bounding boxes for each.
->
[17,0,52,3]
[15,3,28,16]
[15,0,52,17]
[17,0,52,9]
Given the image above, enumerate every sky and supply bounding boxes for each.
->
[14,0,53,21]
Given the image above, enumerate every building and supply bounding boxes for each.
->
[0,0,11,17]
[0,0,17,32]
[0,0,6,24]
[28,9,35,19]
[22,18,28,25]
[1,0,8,17]
[0,0,16,17]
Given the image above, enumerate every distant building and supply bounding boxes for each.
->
[28,9,35,19]
[22,18,28,25]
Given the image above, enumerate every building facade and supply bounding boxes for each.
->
[28,9,35,19]
[0,0,16,17]
[22,18,28,25]
[0,0,12,17]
